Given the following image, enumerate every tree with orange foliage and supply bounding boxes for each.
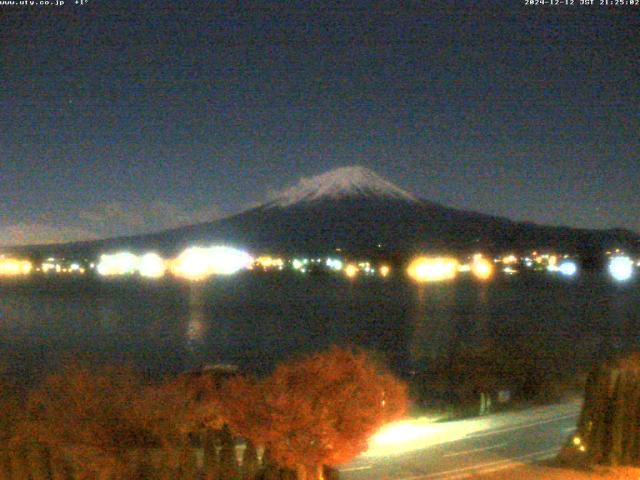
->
[14,363,153,479]
[14,362,226,479]
[221,346,408,480]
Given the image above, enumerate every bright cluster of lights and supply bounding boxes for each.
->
[138,253,166,278]
[358,261,375,275]
[470,255,494,281]
[292,258,309,272]
[557,260,578,277]
[39,257,87,275]
[407,257,459,283]
[96,252,141,276]
[255,256,285,271]
[171,246,253,280]
[326,258,344,271]
[501,254,518,265]
[502,266,518,275]
[345,264,359,279]
[0,257,32,277]
[609,256,634,282]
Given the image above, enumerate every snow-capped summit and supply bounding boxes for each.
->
[266,166,419,208]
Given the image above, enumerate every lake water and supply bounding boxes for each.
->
[0,271,639,385]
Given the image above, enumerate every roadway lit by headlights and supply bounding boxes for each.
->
[363,416,491,458]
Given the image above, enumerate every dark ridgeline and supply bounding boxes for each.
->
[5,167,639,263]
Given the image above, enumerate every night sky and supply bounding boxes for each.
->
[1,1,638,245]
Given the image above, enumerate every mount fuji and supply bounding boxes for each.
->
[263,166,419,207]
[13,166,640,260]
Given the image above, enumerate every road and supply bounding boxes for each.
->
[340,399,582,480]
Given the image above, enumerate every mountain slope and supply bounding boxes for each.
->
[9,166,640,260]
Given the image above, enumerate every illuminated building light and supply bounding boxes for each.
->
[97,252,139,276]
[573,436,581,446]
[42,262,55,273]
[379,265,390,277]
[256,256,285,271]
[345,264,358,279]
[502,266,518,275]
[292,259,303,270]
[139,253,166,278]
[326,258,344,271]
[471,257,494,281]
[548,255,558,267]
[502,255,518,265]
[69,263,81,272]
[558,260,577,277]
[458,264,471,273]
[256,256,274,268]
[407,257,459,283]
[609,256,634,282]
[0,258,33,277]
[171,246,252,280]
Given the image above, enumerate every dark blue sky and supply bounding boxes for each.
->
[1,1,638,245]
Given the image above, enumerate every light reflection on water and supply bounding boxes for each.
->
[0,272,637,382]
[186,285,207,347]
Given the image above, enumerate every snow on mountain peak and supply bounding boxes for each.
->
[266,166,419,208]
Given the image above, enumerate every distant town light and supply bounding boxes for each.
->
[558,260,577,277]
[171,246,252,280]
[407,257,459,283]
[0,258,32,277]
[609,256,634,282]
[256,256,284,270]
[471,257,494,281]
[326,258,344,271]
[502,255,518,265]
[345,264,358,279]
[379,265,390,278]
[139,252,166,278]
[97,252,139,276]
[502,266,518,275]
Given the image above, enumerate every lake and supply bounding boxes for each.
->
[0,271,638,386]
